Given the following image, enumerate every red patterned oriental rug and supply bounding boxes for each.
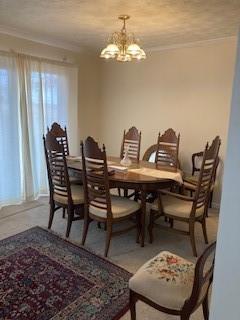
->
[0,227,131,319]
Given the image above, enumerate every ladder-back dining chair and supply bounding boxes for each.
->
[129,242,216,320]
[43,132,84,237]
[120,126,141,161]
[47,122,82,219]
[149,136,221,256]
[81,136,141,257]
[155,128,180,170]
[47,122,69,156]
[119,126,141,197]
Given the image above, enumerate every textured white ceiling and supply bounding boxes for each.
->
[0,0,239,52]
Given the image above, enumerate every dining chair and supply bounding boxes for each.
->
[143,142,181,168]
[148,136,221,256]
[155,128,180,170]
[142,143,158,162]
[183,150,220,209]
[120,126,141,161]
[119,126,141,197]
[47,122,69,156]
[43,132,84,237]
[129,241,216,320]
[81,136,142,257]
[48,122,82,218]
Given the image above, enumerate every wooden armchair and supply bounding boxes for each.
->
[129,242,216,320]
[155,128,180,170]
[183,149,220,209]
[43,132,84,237]
[81,137,142,257]
[142,143,158,162]
[149,136,221,256]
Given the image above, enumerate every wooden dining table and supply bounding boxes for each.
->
[67,156,182,247]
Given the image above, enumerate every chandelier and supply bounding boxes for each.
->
[100,15,146,62]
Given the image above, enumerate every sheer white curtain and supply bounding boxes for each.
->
[0,55,21,206]
[0,53,77,209]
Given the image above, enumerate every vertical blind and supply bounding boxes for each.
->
[0,53,77,208]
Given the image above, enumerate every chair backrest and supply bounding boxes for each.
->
[155,128,180,170]
[47,122,69,156]
[43,131,72,205]
[142,144,158,162]
[183,241,216,313]
[192,151,220,183]
[81,137,112,219]
[192,136,221,214]
[120,126,141,162]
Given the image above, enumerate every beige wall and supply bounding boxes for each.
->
[0,33,101,154]
[99,38,237,207]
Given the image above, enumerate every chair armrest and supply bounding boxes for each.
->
[159,189,194,201]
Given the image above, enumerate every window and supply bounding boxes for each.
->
[0,54,77,209]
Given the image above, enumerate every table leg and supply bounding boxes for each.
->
[140,188,147,247]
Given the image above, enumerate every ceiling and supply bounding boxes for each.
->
[0,0,239,52]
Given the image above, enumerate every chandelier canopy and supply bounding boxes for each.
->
[100,15,146,62]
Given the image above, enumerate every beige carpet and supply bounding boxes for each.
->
[0,197,218,320]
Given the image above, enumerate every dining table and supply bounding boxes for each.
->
[67,156,183,247]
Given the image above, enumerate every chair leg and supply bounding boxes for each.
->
[169,218,174,228]
[104,222,112,257]
[62,208,66,218]
[189,221,197,257]
[129,290,137,320]
[136,212,141,244]
[118,188,121,196]
[202,218,209,244]
[97,222,101,229]
[66,208,73,238]
[202,294,209,320]
[82,215,90,245]
[209,191,213,209]
[148,210,154,243]
[134,191,139,202]
[48,201,55,229]
[124,188,128,197]
[180,314,190,320]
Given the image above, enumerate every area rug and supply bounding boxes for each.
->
[0,227,131,320]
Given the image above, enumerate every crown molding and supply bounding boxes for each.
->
[146,35,237,53]
[0,25,87,53]
[0,24,236,55]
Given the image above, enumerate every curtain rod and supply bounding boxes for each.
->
[0,49,79,67]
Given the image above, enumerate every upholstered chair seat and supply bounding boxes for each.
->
[90,195,140,218]
[53,185,84,205]
[184,177,215,192]
[129,251,195,310]
[184,175,198,184]
[151,195,204,219]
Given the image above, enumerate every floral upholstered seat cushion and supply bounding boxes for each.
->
[129,251,195,310]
